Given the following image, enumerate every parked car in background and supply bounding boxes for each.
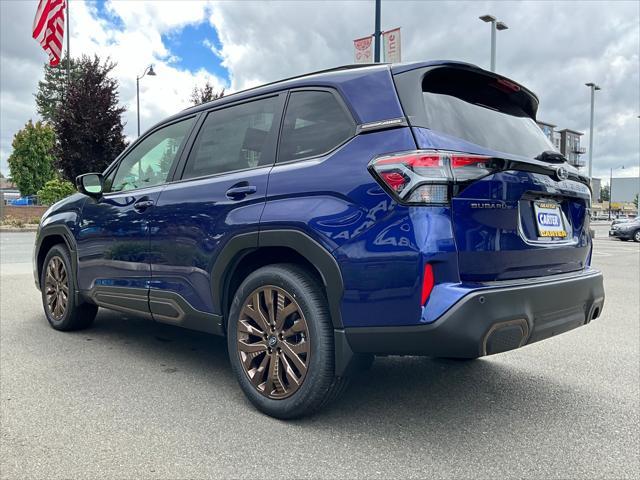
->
[609,218,640,242]
[611,218,633,227]
[33,61,605,418]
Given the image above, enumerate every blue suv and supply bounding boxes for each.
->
[34,61,605,418]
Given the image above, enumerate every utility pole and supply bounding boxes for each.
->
[585,82,601,181]
[374,0,381,62]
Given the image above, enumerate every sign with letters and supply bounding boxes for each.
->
[383,27,401,63]
[354,36,373,63]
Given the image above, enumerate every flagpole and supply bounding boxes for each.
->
[66,0,70,88]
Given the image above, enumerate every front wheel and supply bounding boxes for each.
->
[227,264,347,419]
[634,230,640,242]
[41,244,98,331]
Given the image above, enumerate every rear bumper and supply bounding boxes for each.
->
[340,268,604,360]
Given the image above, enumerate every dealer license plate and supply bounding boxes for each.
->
[534,201,567,238]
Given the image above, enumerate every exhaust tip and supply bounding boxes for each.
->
[482,319,529,356]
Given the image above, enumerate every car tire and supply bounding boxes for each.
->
[634,230,640,242]
[227,263,346,419]
[41,244,98,331]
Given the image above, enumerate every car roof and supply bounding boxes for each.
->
[160,60,472,126]
[152,59,537,132]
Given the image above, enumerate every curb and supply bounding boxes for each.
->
[0,226,39,233]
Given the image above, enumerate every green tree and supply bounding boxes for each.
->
[190,80,224,106]
[633,193,638,210]
[7,120,57,196]
[35,55,82,123]
[600,185,610,202]
[37,177,76,205]
[52,55,127,181]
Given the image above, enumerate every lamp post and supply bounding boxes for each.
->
[479,14,508,72]
[136,65,156,137]
[374,0,381,62]
[609,165,624,221]
[585,82,601,181]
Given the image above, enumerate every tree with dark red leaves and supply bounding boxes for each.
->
[52,55,127,181]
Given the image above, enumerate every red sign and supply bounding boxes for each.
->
[383,28,401,63]
[354,36,373,64]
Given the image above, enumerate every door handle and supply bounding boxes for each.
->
[226,185,257,200]
[133,199,154,212]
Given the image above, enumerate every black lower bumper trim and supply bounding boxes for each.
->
[343,269,605,358]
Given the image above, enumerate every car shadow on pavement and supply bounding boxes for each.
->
[82,308,607,443]
[86,309,235,384]
[306,354,610,448]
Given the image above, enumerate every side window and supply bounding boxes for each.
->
[182,96,279,179]
[278,90,354,163]
[108,117,194,192]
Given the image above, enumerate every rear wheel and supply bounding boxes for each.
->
[227,264,346,418]
[41,244,98,331]
[634,230,640,242]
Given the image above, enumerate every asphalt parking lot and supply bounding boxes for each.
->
[1,225,638,479]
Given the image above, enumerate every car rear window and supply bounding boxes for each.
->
[395,66,555,159]
[278,90,355,163]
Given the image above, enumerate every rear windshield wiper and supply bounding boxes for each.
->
[535,150,567,164]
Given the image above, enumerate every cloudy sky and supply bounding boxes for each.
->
[1,0,638,182]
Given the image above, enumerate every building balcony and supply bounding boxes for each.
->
[572,146,587,154]
[569,158,587,168]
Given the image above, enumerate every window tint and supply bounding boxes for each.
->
[108,118,194,192]
[278,91,354,162]
[183,96,279,179]
[395,66,554,159]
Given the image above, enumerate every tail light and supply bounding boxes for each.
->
[369,150,501,205]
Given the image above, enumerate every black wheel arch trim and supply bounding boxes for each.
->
[212,229,345,329]
[35,224,79,292]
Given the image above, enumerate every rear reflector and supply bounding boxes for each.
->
[369,150,498,205]
[421,263,435,305]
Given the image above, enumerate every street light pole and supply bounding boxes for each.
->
[479,15,508,72]
[609,167,613,221]
[585,83,601,181]
[374,0,381,63]
[490,20,496,71]
[136,65,156,137]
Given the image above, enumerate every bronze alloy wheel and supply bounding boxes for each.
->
[236,285,310,399]
[44,256,69,320]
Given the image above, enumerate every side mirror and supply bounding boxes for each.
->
[76,173,104,197]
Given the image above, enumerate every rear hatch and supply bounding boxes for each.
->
[392,64,592,281]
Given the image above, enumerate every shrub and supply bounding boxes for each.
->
[37,178,76,205]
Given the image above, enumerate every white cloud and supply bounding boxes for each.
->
[0,0,225,176]
[1,0,638,183]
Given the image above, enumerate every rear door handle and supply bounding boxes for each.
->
[133,199,154,212]
[226,185,257,200]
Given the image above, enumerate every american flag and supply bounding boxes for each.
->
[32,0,66,67]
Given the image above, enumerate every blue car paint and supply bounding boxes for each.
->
[35,61,596,332]
[76,186,165,291]
[147,166,272,314]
